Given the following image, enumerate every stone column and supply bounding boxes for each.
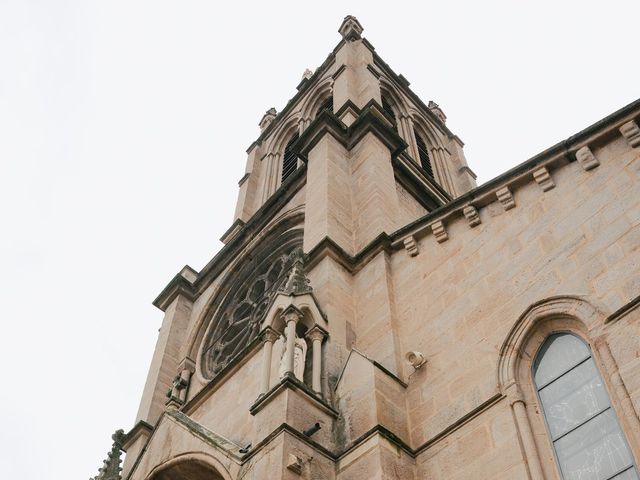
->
[282,307,303,376]
[306,327,327,394]
[259,327,280,395]
[507,384,544,480]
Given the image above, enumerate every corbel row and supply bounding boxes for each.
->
[400,118,640,257]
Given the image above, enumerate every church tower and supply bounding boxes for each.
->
[99,15,640,480]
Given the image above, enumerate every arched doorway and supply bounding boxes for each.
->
[151,460,226,480]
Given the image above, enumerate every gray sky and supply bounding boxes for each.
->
[0,1,638,478]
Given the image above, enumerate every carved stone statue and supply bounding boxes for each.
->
[279,331,307,381]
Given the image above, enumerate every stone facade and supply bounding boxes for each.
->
[99,15,640,480]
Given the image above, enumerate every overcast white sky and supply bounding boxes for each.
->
[0,1,638,478]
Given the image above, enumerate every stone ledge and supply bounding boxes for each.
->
[121,420,153,452]
[249,373,339,418]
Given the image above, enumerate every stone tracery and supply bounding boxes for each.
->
[201,246,299,378]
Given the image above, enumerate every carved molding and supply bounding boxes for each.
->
[403,235,419,256]
[575,146,600,171]
[463,205,481,227]
[533,167,555,192]
[431,220,448,243]
[496,186,515,211]
[619,120,640,148]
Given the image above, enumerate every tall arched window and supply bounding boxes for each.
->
[282,133,299,183]
[381,95,397,131]
[415,132,433,178]
[533,333,638,480]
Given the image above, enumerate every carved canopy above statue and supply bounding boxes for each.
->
[200,232,302,379]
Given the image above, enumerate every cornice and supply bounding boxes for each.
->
[292,100,407,160]
[121,420,153,452]
[249,373,339,418]
[152,268,197,312]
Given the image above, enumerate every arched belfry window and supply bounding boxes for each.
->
[316,95,333,116]
[381,95,397,131]
[282,133,299,183]
[533,333,638,480]
[415,132,434,178]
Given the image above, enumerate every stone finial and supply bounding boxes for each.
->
[533,167,555,192]
[280,248,312,295]
[428,101,447,124]
[496,186,516,211]
[339,15,364,41]
[431,220,448,243]
[575,146,600,171]
[620,120,640,148]
[463,205,481,227]
[90,430,125,480]
[301,68,314,81]
[259,108,278,132]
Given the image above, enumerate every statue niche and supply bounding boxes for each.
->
[278,329,308,381]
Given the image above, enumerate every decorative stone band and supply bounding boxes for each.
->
[619,120,640,148]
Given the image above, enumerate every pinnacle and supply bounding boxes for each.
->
[339,15,364,41]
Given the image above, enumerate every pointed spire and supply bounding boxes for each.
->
[339,15,364,41]
[280,248,312,295]
[90,430,125,480]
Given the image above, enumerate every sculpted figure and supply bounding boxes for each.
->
[279,332,307,381]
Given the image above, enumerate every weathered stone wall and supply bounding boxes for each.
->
[385,131,640,477]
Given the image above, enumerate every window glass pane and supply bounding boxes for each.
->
[534,333,591,386]
[555,409,635,480]
[539,359,610,439]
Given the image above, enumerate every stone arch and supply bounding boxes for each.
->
[264,111,302,158]
[496,295,610,480]
[300,75,333,121]
[262,294,328,336]
[184,212,305,382]
[410,110,445,149]
[379,77,410,118]
[497,295,603,392]
[146,452,232,480]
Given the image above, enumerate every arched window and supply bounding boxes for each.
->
[381,95,397,130]
[533,333,638,480]
[316,95,333,116]
[415,132,433,178]
[282,133,299,183]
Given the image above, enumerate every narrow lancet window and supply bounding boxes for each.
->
[533,333,638,480]
[282,133,299,183]
[415,132,433,178]
[381,95,397,131]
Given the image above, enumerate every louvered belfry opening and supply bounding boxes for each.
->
[282,133,299,183]
[381,95,397,131]
[415,132,434,178]
[317,95,333,116]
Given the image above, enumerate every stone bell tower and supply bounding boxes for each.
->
[109,16,476,480]
[96,13,640,480]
